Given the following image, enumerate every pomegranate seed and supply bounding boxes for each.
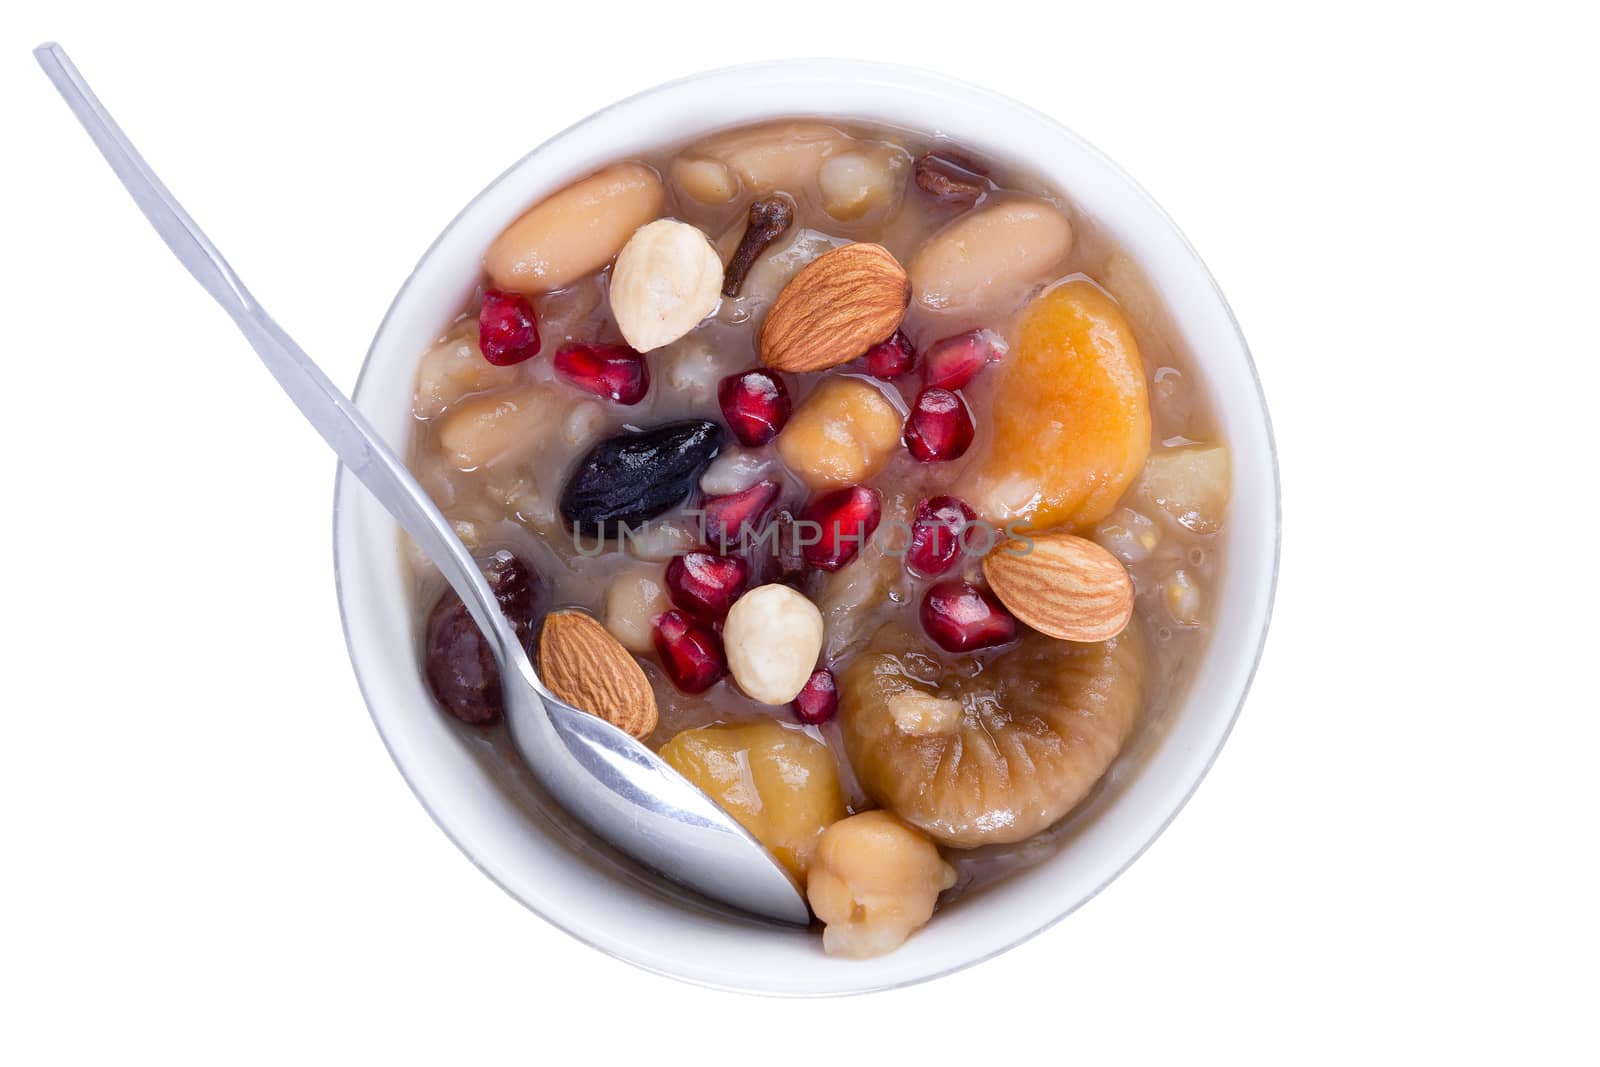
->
[665,550,749,622]
[920,580,1017,652]
[793,668,839,725]
[863,331,917,379]
[904,388,975,462]
[553,342,650,404]
[799,485,882,572]
[652,610,727,693]
[701,480,781,551]
[923,329,1005,390]
[478,289,541,366]
[718,369,791,446]
[906,496,978,577]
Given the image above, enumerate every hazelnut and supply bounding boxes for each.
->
[610,219,723,352]
[807,811,956,958]
[722,583,824,705]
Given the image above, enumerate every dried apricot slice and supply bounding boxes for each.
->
[961,280,1151,531]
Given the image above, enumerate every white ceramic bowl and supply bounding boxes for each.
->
[333,59,1278,995]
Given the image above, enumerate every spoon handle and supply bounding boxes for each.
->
[33,42,520,655]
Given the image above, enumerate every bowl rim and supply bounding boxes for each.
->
[332,57,1280,995]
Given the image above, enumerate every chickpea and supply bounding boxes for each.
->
[807,811,957,958]
[776,377,904,490]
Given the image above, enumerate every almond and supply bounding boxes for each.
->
[537,609,658,738]
[981,532,1134,643]
[759,243,909,373]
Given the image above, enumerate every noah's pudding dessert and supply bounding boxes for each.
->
[406,120,1231,957]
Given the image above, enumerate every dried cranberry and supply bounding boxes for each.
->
[701,480,781,551]
[718,369,791,446]
[799,485,882,572]
[665,550,750,622]
[793,668,839,725]
[863,331,917,379]
[478,289,541,366]
[553,342,650,404]
[653,610,727,693]
[904,388,975,462]
[920,580,1017,652]
[423,553,542,724]
[905,496,978,577]
[923,329,1005,391]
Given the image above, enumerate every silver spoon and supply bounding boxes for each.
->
[34,42,810,926]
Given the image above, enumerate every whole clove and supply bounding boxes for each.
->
[722,194,795,297]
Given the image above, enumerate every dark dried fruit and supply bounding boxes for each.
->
[478,289,541,366]
[723,194,795,297]
[424,553,542,725]
[560,421,723,535]
[913,152,990,206]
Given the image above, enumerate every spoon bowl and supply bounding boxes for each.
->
[33,41,810,927]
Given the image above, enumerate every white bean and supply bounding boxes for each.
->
[484,163,665,294]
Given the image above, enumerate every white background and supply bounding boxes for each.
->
[2,1,1596,1062]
